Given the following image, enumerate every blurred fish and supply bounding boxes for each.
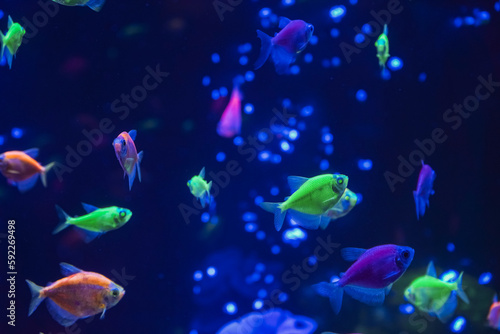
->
[260,173,348,231]
[217,85,242,138]
[255,17,314,74]
[26,263,125,326]
[488,294,500,330]
[404,261,469,322]
[0,148,54,192]
[374,24,389,70]
[113,130,144,190]
[217,308,317,334]
[0,16,25,69]
[51,0,106,12]
[313,244,414,314]
[320,189,358,230]
[413,161,436,220]
[187,167,212,208]
[53,203,132,242]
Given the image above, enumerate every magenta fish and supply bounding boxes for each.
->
[217,86,242,138]
[113,130,144,190]
[254,17,314,74]
[413,161,436,220]
[313,244,414,314]
[488,294,500,330]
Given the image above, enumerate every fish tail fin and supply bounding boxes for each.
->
[41,162,55,187]
[201,181,212,208]
[254,30,272,70]
[455,272,469,304]
[413,191,424,220]
[85,0,106,12]
[136,151,143,183]
[312,281,344,314]
[259,202,286,231]
[52,205,71,234]
[26,280,46,316]
[0,30,4,61]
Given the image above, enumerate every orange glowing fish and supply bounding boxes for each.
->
[0,148,54,192]
[112,130,144,190]
[217,85,242,138]
[26,263,125,327]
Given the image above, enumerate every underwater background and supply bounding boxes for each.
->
[1,0,500,333]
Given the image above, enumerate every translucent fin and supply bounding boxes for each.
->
[426,261,437,277]
[17,174,39,193]
[383,24,388,35]
[259,202,286,231]
[46,298,79,327]
[435,293,457,323]
[341,247,367,262]
[287,210,321,230]
[455,272,469,304]
[100,307,106,319]
[81,203,99,213]
[26,280,46,316]
[128,161,136,190]
[414,191,425,220]
[287,176,309,193]
[199,167,206,179]
[60,262,84,277]
[385,283,393,296]
[383,270,399,280]
[4,47,13,69]
[41,162,55,187]
[319,216,330,230]
[278,17,291,29]
[85,0,106,12]
[136,151,143,183]
[254,30,272,70]
[271,45,295,75]
[128,129,137,141]
[53,205,71,234]
[0,31,5,62]
[79,228,103,243]
[23,148,39,158]
[312,281,343,314]
[8,16,13,28]
[344,285,386,305]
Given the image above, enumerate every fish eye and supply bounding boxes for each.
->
[345,196,349,200]
[402,250,410,259]
[337,178,343,184]
[111,288,120,297]
[119,210,126,218]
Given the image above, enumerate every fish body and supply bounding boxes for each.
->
[0,16,25,69]
[255,17,314,74]
[375,24,390,69]
[187,167,212,208]
[413,161,436,219]
[320,189,358,229]
[0,148,54,192]
[51,0,106,12]
[488,295,500,329]
[26,263,124,327]
[260,173,348,231]
[217,86,242,138]
[113,130,143,190]
[313,244,414,314]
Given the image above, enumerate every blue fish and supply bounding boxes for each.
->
[413,161,436,220]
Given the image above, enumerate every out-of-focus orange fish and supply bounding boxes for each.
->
[112,130,143,190]
[26,263,125,327]
[0,148,54,192]
[217,85,242,138]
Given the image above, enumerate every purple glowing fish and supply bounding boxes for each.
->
[313,244,415,314]
[217,86,242,138]
[254,17,314,74]
[113,130,144,190]
[488,294,500,330]
[413,161,436,220]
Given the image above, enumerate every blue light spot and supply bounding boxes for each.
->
[330,28,340,38]
[329,5,346,21]
[271,154,282,164]
[243,104,254,115]
[354,33,365,44]
[300,105,314,117]
[451,316,466,333]
[264,274,274,284]
[288,118,296,126]
[224,302,237,315]
[219,86,228,97]
[189,330,198,334]
[0,136,5,146]
[308,256,317,266]
[0,10,4,20]
[216,152,226,162]
[258,131,269,142]
[245,71,255,82]
[399,304,415,314]
[440,270,458,283]
[11,128,23,139]
[278,292,288,302]
[282,0,295,6]
[464,16,475,25]
[290,65,300,75]
[322,133,333,144]
[356,193,363,204]
[245,222,258,232]
[418,72,427,82]
[238,43,252,54]
[453,17,463,28]
[297,121,306,131]
[282,98,292,108]
[255,263,265,272]
[288,130,298,141]
[253,299,264,310]
[388,57,403,71]
[362,23,372,34]
[271,245,280,254]
[243,212,257,222]
[381,67,391,80]
[356,89,367,102]
[325,144,334,155]
[239,56,248,66]
[309,35,318,45]
[280,140,291,152]
[331,57,341,67]
[211,53,220,64]
[320,159,329,171]
[201,213,210,223]
[258,151,271,161]
[254,195,264,205]
[259,8,271,18]
[202,76,210,86]
[256,230,266,240]
[211,89,220,100]
[261,18,271,29]
[210,216,219,224]
[233,136,244,146]
[193,270,203,281]
[447,242,455,252]
[477,11,490,23]
[270,186,279,196]
[330,275,340,283]
[304,53,313,63]
[258,289,267,298]
[358,159,373,171]
[495,2,500,12]
[193,285,201,294]
[283,227,307,241]
[321,59,331,68]
[479,272,492,285]
[349,0,358,4]
[207,267,217,277]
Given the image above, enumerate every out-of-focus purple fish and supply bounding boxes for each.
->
[488,294,500,330]
[217,86,242,138]
[413,161,436,220]
[217,308,316,334]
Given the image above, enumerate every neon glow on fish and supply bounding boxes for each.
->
[113,130,144,190]
[217,86,242,138]
[187,167,212,208]
[0,16,25,69]
[413,161,436,220]
[51,0,106,12]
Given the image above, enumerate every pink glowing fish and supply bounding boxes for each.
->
[112,130,143,190]
[217,86,242,138]
[488,294,500,330]
[413,161,436,220]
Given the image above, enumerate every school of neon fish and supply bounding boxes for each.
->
[0,3,497,333]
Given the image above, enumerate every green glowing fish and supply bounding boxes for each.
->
[375,24,390,69]
[51,0,106,12]
[53,203,132,242]
[187,167,212,208]
[319,188,358,230]
[260,173,348,231]
[0,16,26,69]
[404,261,469,322]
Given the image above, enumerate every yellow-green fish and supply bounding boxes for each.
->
[260,173,348,231]
[53,203,132,242]
[375,24,390,69]
[187,167,212,208]
[0,16,25,69]
[404,261,469,322]
[319,188,358,230]
[51,0,106,12]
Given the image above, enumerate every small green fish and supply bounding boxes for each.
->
[319,188,358,230]
[51,0,106,12]
[53,203,132,242]
[187,167,212,208]
[375,24,390,69]
[404,261,469,322]
[0,16,26,69]
[260,173,348,231]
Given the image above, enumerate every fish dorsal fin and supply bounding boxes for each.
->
[279,17,291,29]
[426,261,437,277]
[8,16,13,29]
[341,247,367,261]
[81,202,99,213]
[60,263,84,277]
[128,130,137,141]
[199,167,206,178]
[23,148,39,159]
[383,24,388,35]
[287,176,309,193]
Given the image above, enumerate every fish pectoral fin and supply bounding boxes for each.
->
[46,298,79,327]
[383,271,399,280]
[100,306,106,319]
[288,210,322,230]
[287,176,309,193]
[341,247,367,262]
[435,293,457,323]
